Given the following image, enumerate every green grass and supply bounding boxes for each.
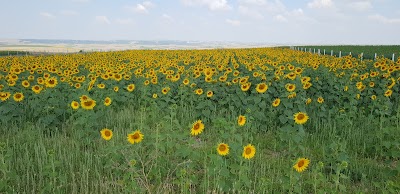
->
[295,45,400,60]
[1,103,399,193]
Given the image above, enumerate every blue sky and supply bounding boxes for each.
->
[1,0,400,44]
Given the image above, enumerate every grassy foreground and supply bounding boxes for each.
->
[1,103,399,193]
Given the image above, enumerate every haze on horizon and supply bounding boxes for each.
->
[1,0,400,45]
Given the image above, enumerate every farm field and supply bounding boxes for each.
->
[297,45,400,60]
[0,47,399,193]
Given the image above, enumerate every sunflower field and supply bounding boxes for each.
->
[0,48,399,193]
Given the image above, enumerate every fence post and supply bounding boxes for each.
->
[374,53,377,60]
[331,50,333,56]
[339,51,341,58]
[313,48,315,54]
[361,53,363,61]
[392,53,395,61]
[318,49,320,55]
[349,52,351,56]
[323,49,325,55]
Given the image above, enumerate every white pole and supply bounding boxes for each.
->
[323,49,325,55]
[313,48,315,54]
[374,53,377,60]
[318,49,320,55]
[392,53,395,61]
[361,53,363,61]
[349,52,351,56]
[339,51,341,58]
[331,50,333,56]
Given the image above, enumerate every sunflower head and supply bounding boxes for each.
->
[81,98,96,110]
[294,112,309,125]
[191,120,205,136]
[127,130,144,144]
[293,158,310,173]
[237,115,246,126]
[104,97,112,106]
[217,143,229,156]
[206,90,213,98]
[13,92,24,102]
[242,144,256,159]
[272,98,281,107]
[71,101,80,110]
[127,84,135,92]
[256,83,268,93]
[100,128,113,141]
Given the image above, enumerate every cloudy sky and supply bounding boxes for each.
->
[1,0,399,44]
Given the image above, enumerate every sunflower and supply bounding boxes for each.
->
[306,98,312,105]
[152,93,158,98]
[206,90,213,98]
[195,88,203,95]
[127,84,135,92]
[371,95,377,100]
[285,83,296,92]
[127,130,144,144]
[183,78,190,85]
[45,77,58,88]
[272,98,280,107]
[237,115,246,126]
[71,101,80,110]
[80,95,89,102]
[13,92,24,102]
[162,87,170,95]
[114,86,119,92]
[369,82,375,88]
[190,120,205,136]
[384,89,393,97]
[240,82,251,92]
[344,86,348,91]
[104,97,112,106]
[294,112,309,125]
[0,92,11,102]
[97,83,106,89]
[317,97,324,104]
[75,83,81,89]
[100,128,113,141]
[242,144,256,159]
[256,83,268,93]
[293,158,310,173]
[22,80,30,88]
[217,143,229,156]
[303,82,312,90]
[81,98,96,110]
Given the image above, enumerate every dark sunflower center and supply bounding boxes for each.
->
[297,114,305,120]
[133,133,140,139]
[16,94,21,98]
[259,84,265,90]
[194,123,200,130]
[104,131,111,137]
[84,101,93,106]
[297,160,304,167]
[219,145,226,151]
[245,148,252,155]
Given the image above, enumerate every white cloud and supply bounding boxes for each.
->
[308,0,334,9]
[182,0,232,11]
[162,14,174,22]
[127,1,155,14]
[115,18,133,25]
[348,1,372,12]
[274,14,288,22]
[60,10,78,16]
[239,0,266,6]
[40,12,55,19]
[368,14,400,24]
[226,19,241,26]
[95,16,111,24]
[238,5,264,19]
